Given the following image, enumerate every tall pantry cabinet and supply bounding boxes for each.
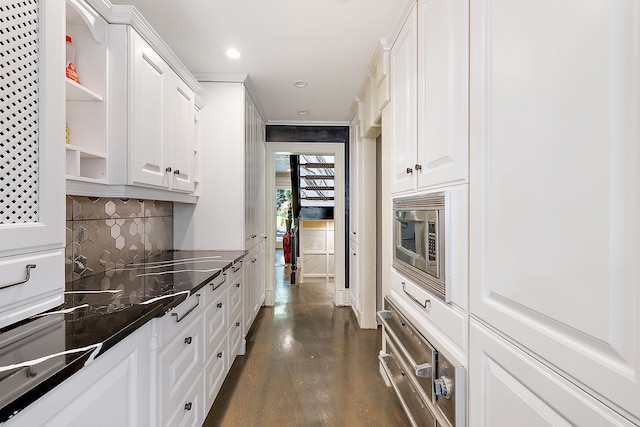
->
[174,80,266,353]
[467,0,640,425]
[0,0,65,329]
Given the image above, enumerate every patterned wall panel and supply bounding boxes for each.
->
[65,196,173,283]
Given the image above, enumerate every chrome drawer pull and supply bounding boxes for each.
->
[402,282,430,309]
[171,294,200,323]
[232,261,242,273]
[217,352,223,358]
[1,264,36,290]
[414,362,432,378]
[217,302,223,308]
[376,310,433,380]
[184,402,192,411]
[210,273,226,290]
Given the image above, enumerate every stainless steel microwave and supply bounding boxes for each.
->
[393,193,446,300]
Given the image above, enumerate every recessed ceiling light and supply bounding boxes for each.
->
[297,109,310,116]
[226,48,241,59]
[294,80,308,88]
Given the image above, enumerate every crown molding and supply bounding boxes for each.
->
[85,0,203,93]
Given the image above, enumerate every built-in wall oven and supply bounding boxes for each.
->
[393,193,446,300]
[378,297,465,427]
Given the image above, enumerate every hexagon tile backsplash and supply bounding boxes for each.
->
[66,196,173,283]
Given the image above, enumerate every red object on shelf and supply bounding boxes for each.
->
[283,232,291,264]
[66,35,80,83]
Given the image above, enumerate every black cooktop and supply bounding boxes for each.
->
[0,250,245,423]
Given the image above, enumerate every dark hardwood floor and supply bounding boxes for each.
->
[203,251,408,426]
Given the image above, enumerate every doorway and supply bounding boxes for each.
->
[265,143,346,307]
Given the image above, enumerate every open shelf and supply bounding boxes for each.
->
[66,78,104,101]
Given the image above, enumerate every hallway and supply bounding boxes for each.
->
[203,252,407,426]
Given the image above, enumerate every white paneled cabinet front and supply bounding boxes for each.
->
[128,30,195,193]
[7,323,151,427]
[0,0,65,329]
[156,295,205,427]
[469,0,640,422]
[390,0,468,195]
[469,321,636,427]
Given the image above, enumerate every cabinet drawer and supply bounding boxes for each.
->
[204,334,228,411]
[0,249,64,329]
[224,259,244,284]
[156,292,204,350]
[228,310,243,367]
[162,371,203,427]
[390,269,467,354]
[157,313,204,424]
[204,285,227,358]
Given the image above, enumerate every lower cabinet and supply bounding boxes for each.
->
[156,309,204,427]
[7,323,151,426]
[469,319,636,427]
[9,258,253,426]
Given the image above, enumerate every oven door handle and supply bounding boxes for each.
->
[376,310,433,379]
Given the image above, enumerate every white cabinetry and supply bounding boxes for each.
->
[63,0,202,202]
[65,0,108,183]
[153,292,205,426]
[469,320,636,427]
[8,323,151,427]
[128,29,195,193]
[175,81,266,342]
[469,0,640,422]
[0,0,65,329]
[389,4,418,195]
[390,0,468,195]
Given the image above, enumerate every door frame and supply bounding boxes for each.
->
[265,142,346,307]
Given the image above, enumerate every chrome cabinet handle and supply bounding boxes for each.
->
[210,273,226,290]
[171,294,200,323]
[415,164,422,171]
[232,261,243,273]
[1,264,36,290]
[236,321,240,327]
[174,169,180,175]
[236,282,241,288]
[406,167,413,174]
[165,167,172,173]
[184,402,192,411]
[217,352,223,358]
[184,336,192,345]
[217,302,223,308]
[402,282,430,309]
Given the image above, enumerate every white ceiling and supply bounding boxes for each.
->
[109,0,403,124]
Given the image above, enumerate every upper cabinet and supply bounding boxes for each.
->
[0,0,65,328]
[390,0,468,195]
[128,29,195,193]
[65,0,202,202]
[469,0,640,422]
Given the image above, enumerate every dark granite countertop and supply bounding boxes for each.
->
[0,250,246,424]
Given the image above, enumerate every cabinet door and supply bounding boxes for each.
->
[470,0,640,421]
[416,0,468,189]
[469,320,636,427]
[169,74,195,192]
[129,30,169,188]
[349,121,359,244]
[0,0,65,327]
[8,323,151,427]
[389,4,418,195]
